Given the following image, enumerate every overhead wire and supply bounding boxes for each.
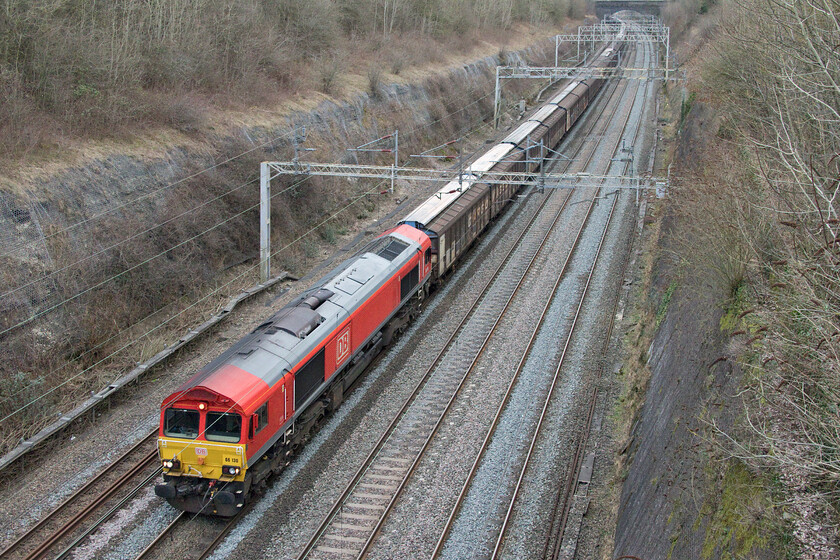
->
[0,89,497,339]
[4,84,494,258]
[0,180,388,425]
[152,36,627,530]
[0,179,285,337]
[155,80,558,526]
[1,176,257,302]
[1,86,494,305]
[0,87,500,423]
[0,174,308,405]
[3,52,572,534]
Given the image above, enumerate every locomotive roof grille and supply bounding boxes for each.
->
[370,238,409,261]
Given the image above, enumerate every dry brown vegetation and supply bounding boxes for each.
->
[669,0,840,554]
[0,0,584,159]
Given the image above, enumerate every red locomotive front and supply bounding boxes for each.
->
[155,226,431,515]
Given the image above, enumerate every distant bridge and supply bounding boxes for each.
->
[594,0,666,18]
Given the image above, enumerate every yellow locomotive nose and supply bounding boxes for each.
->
[157,439,247,480]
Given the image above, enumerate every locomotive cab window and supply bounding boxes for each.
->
[424,248,431,265]
[206,412,242,443]
[164,408,199,439]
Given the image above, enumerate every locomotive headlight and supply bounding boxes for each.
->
[163,460,173,468]
[224,466,240,476]
[162,458,181,471]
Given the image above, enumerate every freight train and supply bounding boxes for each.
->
[155,30,626,516]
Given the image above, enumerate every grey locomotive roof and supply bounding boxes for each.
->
[183,231,420,393]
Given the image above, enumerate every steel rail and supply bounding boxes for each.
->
[355,172,580,560]
[543,387,598,560]
[52,468,162,560]
[296,105,614,557]
[195,508,249,560]
[491,183,620,560]
[429,62,636,559]
[353,43,637,558]
[429,180,605,560]
[296,171,569,559]
[544,33,656,560]
[358,41,637,559]
[491,36,650,560]
[0,432,157,560]
[133,511,186,560]
[299,50,630,558]
[132,504,246,560]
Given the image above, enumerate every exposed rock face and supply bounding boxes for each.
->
[612,248,775,560]
[0,47,536,333]
[613,280,731,557]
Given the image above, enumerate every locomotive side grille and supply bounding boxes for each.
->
[400,265,419,300]
[295,348,325,409]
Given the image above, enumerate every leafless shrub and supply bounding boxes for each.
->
[319,56,343,95]
[0,3,561,456]
[367,65,383,99]
[390,55,405,75]
[673,0,840,549]
[0,0,571,152]
[159,95,209,134]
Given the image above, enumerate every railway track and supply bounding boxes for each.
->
[296,174,573,560]
[0,432,160,560]
[429,172,623,560]
[425,35,654,560]
[5,57,609,560]
[4,32,654,560]
[541,34,659,560]
[119,56,629,560]
[489,190,620,559]
[295,46,639,559]
[429,72,638,560]
[133,505,247,560]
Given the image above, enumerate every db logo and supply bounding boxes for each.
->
[336,328,351,366]
[194,447,208,457]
